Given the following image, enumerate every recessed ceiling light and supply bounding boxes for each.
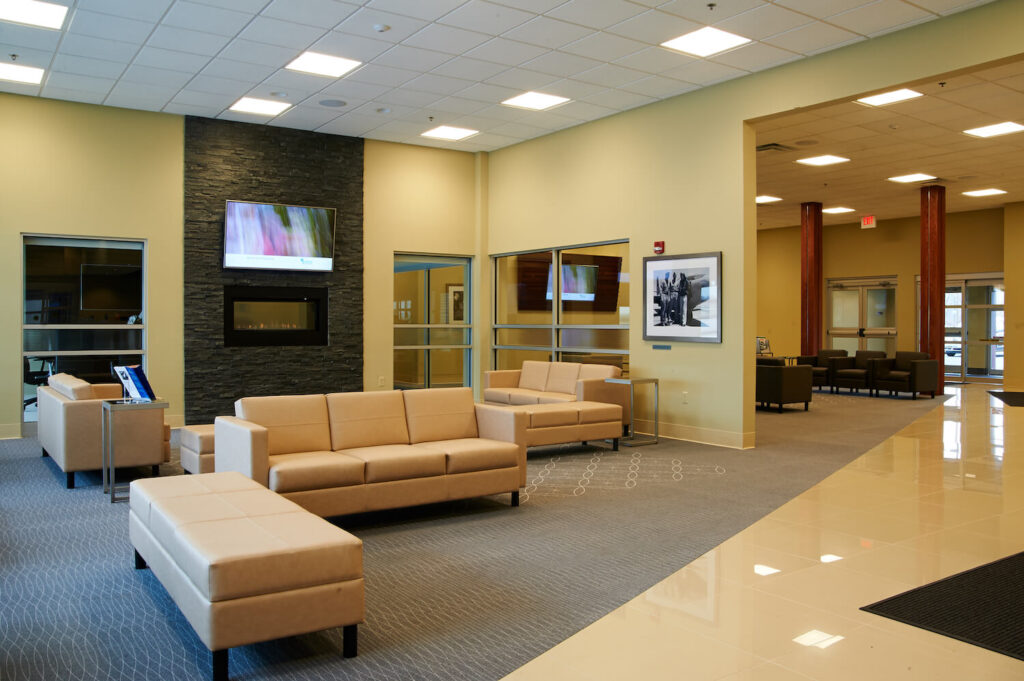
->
[820,554,843,563]
[823,207,855,214]
[422,125,478,141]
[661,26,751,58]
[286,51,361,78]
[502,91,570,111]
[753,564,781,576]
[888,173,936,183]
[793,630,845,649]
[0,0,68,29]
[963,121,1024,138]
[229,97,291,116]
[0,62,44,85]
[319,99,346,108]
[755,195,783,204]
[963,188,1007,197]
[857,88,923,106]
[796,155,849,166]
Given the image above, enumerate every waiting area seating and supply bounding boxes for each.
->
[791,349,940,399]
[795,349,848,389]
[873,351,939,399]
[830,350,887,393]
[755,357,812,412]
[483,360,629,425]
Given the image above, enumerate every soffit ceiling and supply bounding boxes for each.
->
[753,56,1024,230]
[0,0,997,153]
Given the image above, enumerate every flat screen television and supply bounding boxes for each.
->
[223,200,336,272]
[546,264,599,302]
[517,253,621,312]
[80,263,143,311]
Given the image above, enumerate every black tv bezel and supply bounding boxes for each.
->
[222,199,337,273]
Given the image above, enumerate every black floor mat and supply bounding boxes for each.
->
[988,391,1024,406]
[862,552,1024,661]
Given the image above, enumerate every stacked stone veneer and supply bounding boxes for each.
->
[184,117,363,424]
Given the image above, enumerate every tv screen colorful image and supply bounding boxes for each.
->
[223,200,336,272]
[546,264,599,301]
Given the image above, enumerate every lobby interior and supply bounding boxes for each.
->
[3,1,1024,679]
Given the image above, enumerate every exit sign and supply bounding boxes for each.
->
[861,215,877,229]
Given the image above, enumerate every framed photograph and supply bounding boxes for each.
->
[446,284,465,323]
[643,252,722,343]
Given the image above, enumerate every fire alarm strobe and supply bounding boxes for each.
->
[653,241,665,254]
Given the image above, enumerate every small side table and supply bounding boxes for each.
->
[102,398,169,503]
[605,377,658,446]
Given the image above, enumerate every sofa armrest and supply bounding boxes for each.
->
[484,370,521,389]
[910,360,939,394]
[576,378,629,425]
[474,404,527,487]
[214,416,269,487]
[780,365,812,402]
[795,355,816,366]
[92,383,124,399]
[870,357,896,378]
[829,356,854,371]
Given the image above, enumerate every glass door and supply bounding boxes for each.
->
[944,279,1003,380]
[827,278,897,354]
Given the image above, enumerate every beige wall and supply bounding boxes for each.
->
[1005,203,1024,389]
[488,0,1024,447]
[757,209,1005,359]
[0,95,184,437]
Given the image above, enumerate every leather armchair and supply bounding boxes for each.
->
[795,349,848,389]
[871,352,939,399]
[756,357,813,412]
[829,350,887,394]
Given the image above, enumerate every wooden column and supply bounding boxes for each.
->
[920,185,946,392]
[800,202,823,355]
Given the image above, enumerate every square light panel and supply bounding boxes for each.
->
[661,27,751,58]
[502,91,570,111]
[963,121,1024,138]
[0,62,44,84]
[857,89,922,106]
[0,0,68,29]
[963,188,1006,197]
[229,97,291,116]
[286,51,361,78]
[888,173,936,183]
[422,125,478,141]
[796,155,849,166]
[755,195,782,204]
[823,207,854,214]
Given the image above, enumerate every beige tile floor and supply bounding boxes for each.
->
[504,383,1024,680]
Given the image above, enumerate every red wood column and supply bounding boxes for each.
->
[920,185,946,392]
[800,202,823,355]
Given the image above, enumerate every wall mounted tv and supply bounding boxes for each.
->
[517,253,622,312]
[223,200,336,272]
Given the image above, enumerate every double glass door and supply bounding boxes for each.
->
[943,279,1003,380]
[827,278,896,354]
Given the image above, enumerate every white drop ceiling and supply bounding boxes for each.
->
[0,0,998,153]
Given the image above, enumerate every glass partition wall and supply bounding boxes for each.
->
[393,255,471,389]
[493,241,629,374]
[941,277,1003,381]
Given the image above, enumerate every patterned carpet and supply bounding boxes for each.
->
[0,391,945,681]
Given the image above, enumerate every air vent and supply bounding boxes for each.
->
[756,142,795,153]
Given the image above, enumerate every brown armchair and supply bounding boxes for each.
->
[829,350,887,394]
[795,349,848,389]
[871,352,939,399]
[756,357,813,412]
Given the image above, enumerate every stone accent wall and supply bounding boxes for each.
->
[183,117,363,424]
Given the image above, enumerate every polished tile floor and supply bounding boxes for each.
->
[504,384,1024,680]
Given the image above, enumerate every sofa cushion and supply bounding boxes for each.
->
[404,387,479,443]
[579,363,621,380]
[508,389,542,405]
[544,362,581,394]
[235,394,331,456]
[339,444,446,483]
[518,361,550,392]
[268,451,365,493]
[48,373,93,400]
[482,387,513,404]
[180,424,215,454]
[415,439,519,475]
[536,392,576,404]
[517,404,579,428]
[326,390,409,451]
[576,401,621,424]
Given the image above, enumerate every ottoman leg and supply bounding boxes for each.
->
[511,491,520,507]
[66,472,75,489]
[612,438,619,452]
[152,465,160,478]
[343,624,358,658]
[134,549,147,570]
[212,649,228,681]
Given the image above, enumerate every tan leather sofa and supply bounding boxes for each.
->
[129,471,363,681]
[37,373,169,489]
[483,360,629,425]
[214,387,527,518]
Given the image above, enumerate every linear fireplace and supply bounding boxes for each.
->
[223,285,328,347]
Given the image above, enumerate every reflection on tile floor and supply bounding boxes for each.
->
[504,384,1024,680]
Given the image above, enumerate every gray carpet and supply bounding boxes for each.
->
[0,391,945,681]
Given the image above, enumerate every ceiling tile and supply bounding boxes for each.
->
[335,9,429,44]
[134,46,212,73]
[77,0,173,22]
[428,95,492,114]
[763,21,862,55]
[370,118,433,135]
[350,101,419,120]
[188,74,253,97]
[605,10,699,44]
[402,23,492,54]
[658,0,765,23]
[201,57,277,82]
[827,0,934,37]
[404,72,476,95]
[260,0,360,28]
[171,88,236,108]
[190,0,268,13]
[431,56,508,80]
[148,26,234,56]
[38,85,106,104]
[621,74,696,98]
[614,46,695,74]
[547,0,646,30]
[67,10,154,44]
[312,32,393,62]
[346,63,420,86]
[0,46,53,69]
[583,88,656,110]
[268,104,343,129]
[456,81,521,103]
[714,4,813,40]
[258,68,335,93]
[490,120,547,137]
[710,42,800,72]
[487,0,567,12]
[450,107,524,126]
[121,64,193,88]
[51,54,126,80]
[545,78,608,99]
[163,1,253,37]
[560,32,647,62]
[106,81,179,102]
[438,0,533,34]
[574,63,648,88]
[58,33,141,62]
[316,112,382,135]
[374,45,453,71]
[373,87,441,106]
[920,0,994,14]
[772,0,875,19]
[44,71,116,94]
[483,67,559,90]
[0,21,64,51]
[464,37,548,66]
[238,16,326,49]
[365,0,468,22]
[219,38,297,67]
[502,16,592,49]
[522,51,602,77]
[552,100,617,120]
[318,78,391,99]
[661,59,746,85]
